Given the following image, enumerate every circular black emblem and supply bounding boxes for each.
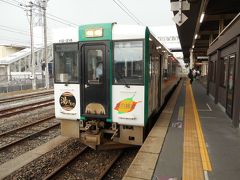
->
[59,92,76,111]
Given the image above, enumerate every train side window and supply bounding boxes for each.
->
[113,41,144,85]
[54,51,79,83]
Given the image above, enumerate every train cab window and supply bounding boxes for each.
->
[113,41,144,85]
[86,50,103,84]
[54,51,78,83]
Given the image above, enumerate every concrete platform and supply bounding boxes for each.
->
[123,80,183,180]
[192,81,240,180]
[124,79,240,180]
[0,136,70,179]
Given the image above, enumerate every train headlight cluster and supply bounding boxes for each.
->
[85,28,103,38]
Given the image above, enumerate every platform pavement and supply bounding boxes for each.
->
[191,81,240,180]
[124,79,240,180]
[152,79,185,179]
[123,80,183,180]
[153,80,240,180]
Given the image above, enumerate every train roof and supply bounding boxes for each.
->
[53,23,174,58]
[78,23,171,53]
[79,23,156,41]
[112,24,146,40]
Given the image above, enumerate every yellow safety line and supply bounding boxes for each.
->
[178,106,184,121]
[189,81,212,171]
[183,81,204,180]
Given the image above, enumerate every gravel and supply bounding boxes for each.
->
[0,126,60,165]
[4,139,139,180]
[4,139,86,180]
[103,147,139,180]
[0,105,54,134]
[55,148,122,180]
[0,95,53,111]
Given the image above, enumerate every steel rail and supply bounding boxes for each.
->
[0,122,59,151]
[0,99,54,118]
[97,150,123,180]
[44,148,123,180]
[0,91,53,104]
[0,115,55,137]
[43,146,89,180]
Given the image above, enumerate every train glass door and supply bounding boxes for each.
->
[82,45,109,118]
[226,55,236,117]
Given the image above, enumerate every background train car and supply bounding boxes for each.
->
[53,23,180,149]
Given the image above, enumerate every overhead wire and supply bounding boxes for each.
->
[47,13,78,27]
[0,27,29,36]
[0,25,29,34]
[116,0,144,25]
[0,37,30,45]
[0,25,52,42]
[0,0,25,10]
[0,0,78,27]
[112,0,144,25]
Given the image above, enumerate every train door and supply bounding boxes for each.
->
[226,54,236,117]
[81,44,110,118]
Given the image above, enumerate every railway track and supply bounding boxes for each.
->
[0,125,60,165]
[43,146,89,179]
[47,148,123,180]
[4,139,128,180]
[0,99,54,118]
[0,116,59,151]
[0,90,53,104]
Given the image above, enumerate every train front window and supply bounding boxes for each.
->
[86,49,103,84]
[55,51,79,83]
[114,41,144,85]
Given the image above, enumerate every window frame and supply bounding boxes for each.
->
[54,49,79,84]
[113,39,145,86]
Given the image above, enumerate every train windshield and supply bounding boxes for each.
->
[113,41,144,85]
[54,51,79,83]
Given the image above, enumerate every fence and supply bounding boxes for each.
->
[0,75,54,93]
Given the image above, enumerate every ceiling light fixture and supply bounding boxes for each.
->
[194,34,198,39]
[200,12,205,23]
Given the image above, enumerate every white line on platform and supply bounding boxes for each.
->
[200,116,216,119]
[198,103,212,112]
[206,103,212,111]
[204,171,209,180]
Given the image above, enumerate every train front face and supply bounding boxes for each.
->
[54,24,146,149]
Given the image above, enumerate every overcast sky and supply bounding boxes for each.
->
[0,0,176,46]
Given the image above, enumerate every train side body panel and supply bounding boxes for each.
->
[112,85,145,126]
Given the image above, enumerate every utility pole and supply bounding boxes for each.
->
[29,2,37,90]
[43,0,49,89]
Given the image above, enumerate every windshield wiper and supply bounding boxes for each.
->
[115,70,130,88]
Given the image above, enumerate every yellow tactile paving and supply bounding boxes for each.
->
[189,86,212,171]
[183,81,204,180]
[183,80,212,180]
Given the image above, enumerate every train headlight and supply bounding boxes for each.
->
[85,28,103,38]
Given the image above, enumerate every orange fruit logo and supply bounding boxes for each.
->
[114,96,141,114]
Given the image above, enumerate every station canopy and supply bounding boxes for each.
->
[170,0,240,63]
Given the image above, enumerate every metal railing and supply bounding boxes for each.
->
[0,75,53,93]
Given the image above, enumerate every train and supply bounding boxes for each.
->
[53,23,181,149]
